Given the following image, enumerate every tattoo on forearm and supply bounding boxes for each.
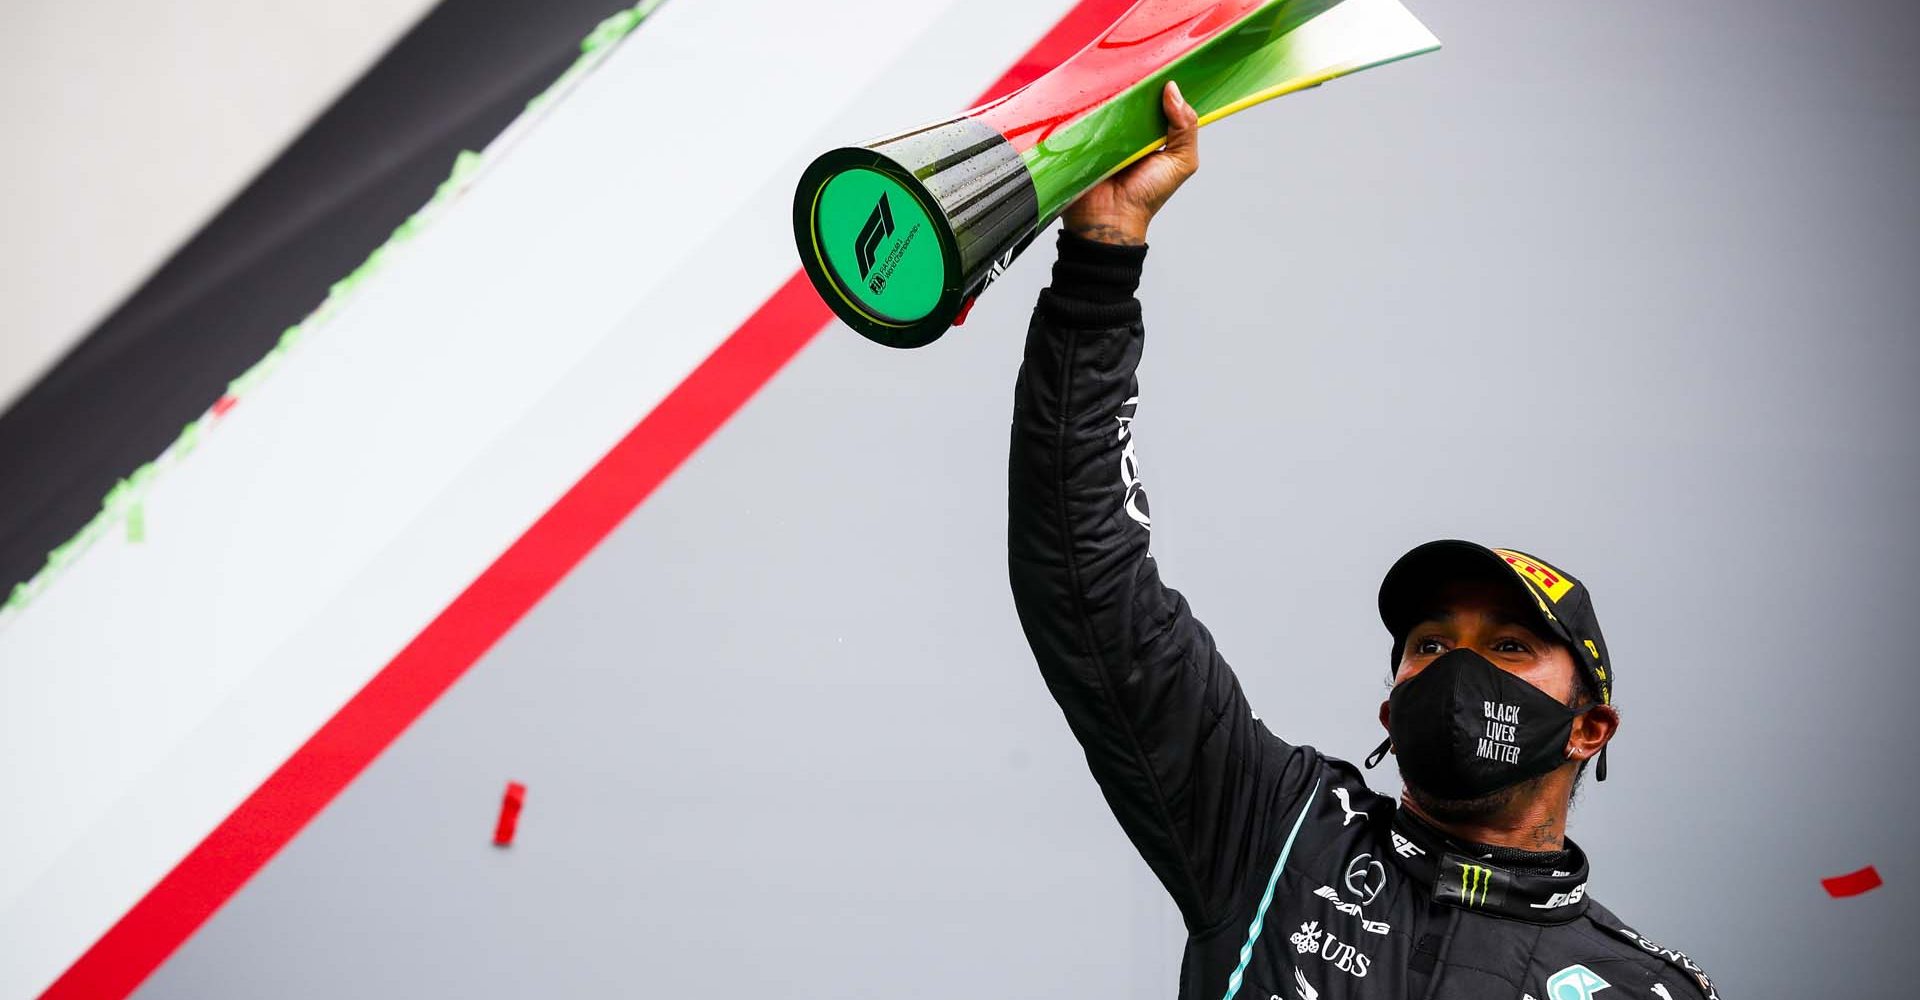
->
[1065,222,1146,247]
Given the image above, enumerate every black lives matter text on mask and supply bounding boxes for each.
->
[1387,649,1581,799]
[1476,701,1522,765]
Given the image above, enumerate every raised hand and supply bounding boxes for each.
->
[1061,80,1200,247]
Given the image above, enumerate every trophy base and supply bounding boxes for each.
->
[794,117,1039,349]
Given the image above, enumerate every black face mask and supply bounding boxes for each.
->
[1369,648,1579,800]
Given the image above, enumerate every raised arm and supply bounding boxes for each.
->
[1005,84,1318,932]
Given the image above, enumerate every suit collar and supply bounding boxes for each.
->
[1387,807,1593,923]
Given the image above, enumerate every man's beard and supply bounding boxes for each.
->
[1404,770,1552,825]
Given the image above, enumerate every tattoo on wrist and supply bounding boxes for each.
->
[1065,222,1146,247]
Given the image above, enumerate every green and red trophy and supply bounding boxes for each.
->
[793,0,1439,348]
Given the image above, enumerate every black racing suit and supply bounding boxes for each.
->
[1006,231,1720,1000]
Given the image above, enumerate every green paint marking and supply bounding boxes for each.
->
[813,169,945,325]
[529,0,665,113]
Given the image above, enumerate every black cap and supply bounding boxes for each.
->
[1378,540,1614,778]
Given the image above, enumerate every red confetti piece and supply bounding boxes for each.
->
[1821,865,1882,898]
[212,395,238,417]
[493,781,526,846]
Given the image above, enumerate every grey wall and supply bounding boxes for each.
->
[137,0,1918,996]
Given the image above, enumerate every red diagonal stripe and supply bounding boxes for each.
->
[37,2,1136,997]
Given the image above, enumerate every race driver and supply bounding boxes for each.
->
[1006,82,1720,1000]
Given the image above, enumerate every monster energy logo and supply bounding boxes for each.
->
[1458,863,1493,907]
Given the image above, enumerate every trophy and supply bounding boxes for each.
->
[792,0,1439,348]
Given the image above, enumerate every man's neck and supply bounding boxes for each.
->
[1399,791,1566,853]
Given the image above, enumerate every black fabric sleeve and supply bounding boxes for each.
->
[1006,229,1319,930]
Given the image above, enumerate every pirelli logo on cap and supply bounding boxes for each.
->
[1494,549,1575,604]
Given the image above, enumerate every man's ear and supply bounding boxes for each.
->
[1378,699,1392,734]
[1569,704,1618,762]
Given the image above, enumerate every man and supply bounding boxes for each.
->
[1007,82,1718,1000]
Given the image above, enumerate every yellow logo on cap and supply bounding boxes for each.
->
[1584,639,1601,660]
[1494,549,1575,603]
